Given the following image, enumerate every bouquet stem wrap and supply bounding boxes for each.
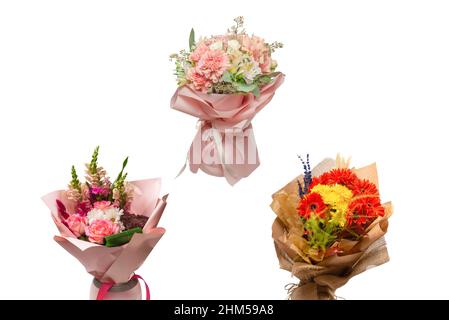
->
[171,74,284,185]
[271,159,393,300]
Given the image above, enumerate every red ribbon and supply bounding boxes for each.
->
[96,274,150,300]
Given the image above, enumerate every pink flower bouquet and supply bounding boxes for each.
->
[170,17,285,185]
[42,147,167,300]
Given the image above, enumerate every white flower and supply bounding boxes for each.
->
[87,207,124,224]
[103,207,124,223]
[209,41,223,51]
[227,39,241,52]
[235,55,261,83]
[87,208,105,224]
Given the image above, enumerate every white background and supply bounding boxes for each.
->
[0,0,448,300]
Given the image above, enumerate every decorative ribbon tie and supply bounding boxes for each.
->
[176,119,258,185]
[96,274,150,300]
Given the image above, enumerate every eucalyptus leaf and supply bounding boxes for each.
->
[221,71,233,83]
[235,82,257,93]
[252,86,260,97]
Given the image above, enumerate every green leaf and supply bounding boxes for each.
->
[104,227,143,247]
[221,71,233,83]
[189,28,195,51]
[252,86,260,97]
[235,82,257,93]
[113,156,129,188]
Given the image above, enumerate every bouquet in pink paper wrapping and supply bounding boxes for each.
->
[170,17,285,185]
[42,147,167,300]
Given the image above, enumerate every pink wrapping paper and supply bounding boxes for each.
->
[42,178,167,284]
[171,74,285,185]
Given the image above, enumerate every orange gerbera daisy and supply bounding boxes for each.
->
[297,192,327,219]
[347,196,384,225]
[310,168,358,190]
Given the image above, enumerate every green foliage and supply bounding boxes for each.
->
[189,28,195,51]
[304,215,339,250]
[252,86,260,97]
[235,82,257,93]
[221,71,233,83]
[113,157,128,189]
[213,71,275,96]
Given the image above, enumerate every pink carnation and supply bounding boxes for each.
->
[66,214,88,238]
[196,49,229,83]
[187,68,212,93]
[85,219,119,244]
[189,43,209,63]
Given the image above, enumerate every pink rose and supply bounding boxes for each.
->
[93,200,113,210]
[66,214,88,238]
[85,219,119,244]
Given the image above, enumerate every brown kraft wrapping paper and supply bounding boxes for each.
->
[271,158,393,300]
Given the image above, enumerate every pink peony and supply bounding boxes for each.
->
[189,42,209,63]
[187,68,212,92]
[85,219,119,244]
[93,200,113,210]
[196,49,229,83]
[66,214,88,238]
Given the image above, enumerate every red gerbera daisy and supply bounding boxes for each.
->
[351,179,379,196]
[347,196,385,225]
[297,192,327,219]
[310,168,358,190]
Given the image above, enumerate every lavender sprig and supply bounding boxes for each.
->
[297,154,312,198]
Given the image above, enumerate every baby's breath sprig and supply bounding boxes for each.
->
[227,16,245,35]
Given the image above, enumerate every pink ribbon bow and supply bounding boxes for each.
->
[96,274,150,300]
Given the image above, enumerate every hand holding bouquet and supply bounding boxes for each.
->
[271,155,393,299]
[42,147,168,299]
[171,17,285,185]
